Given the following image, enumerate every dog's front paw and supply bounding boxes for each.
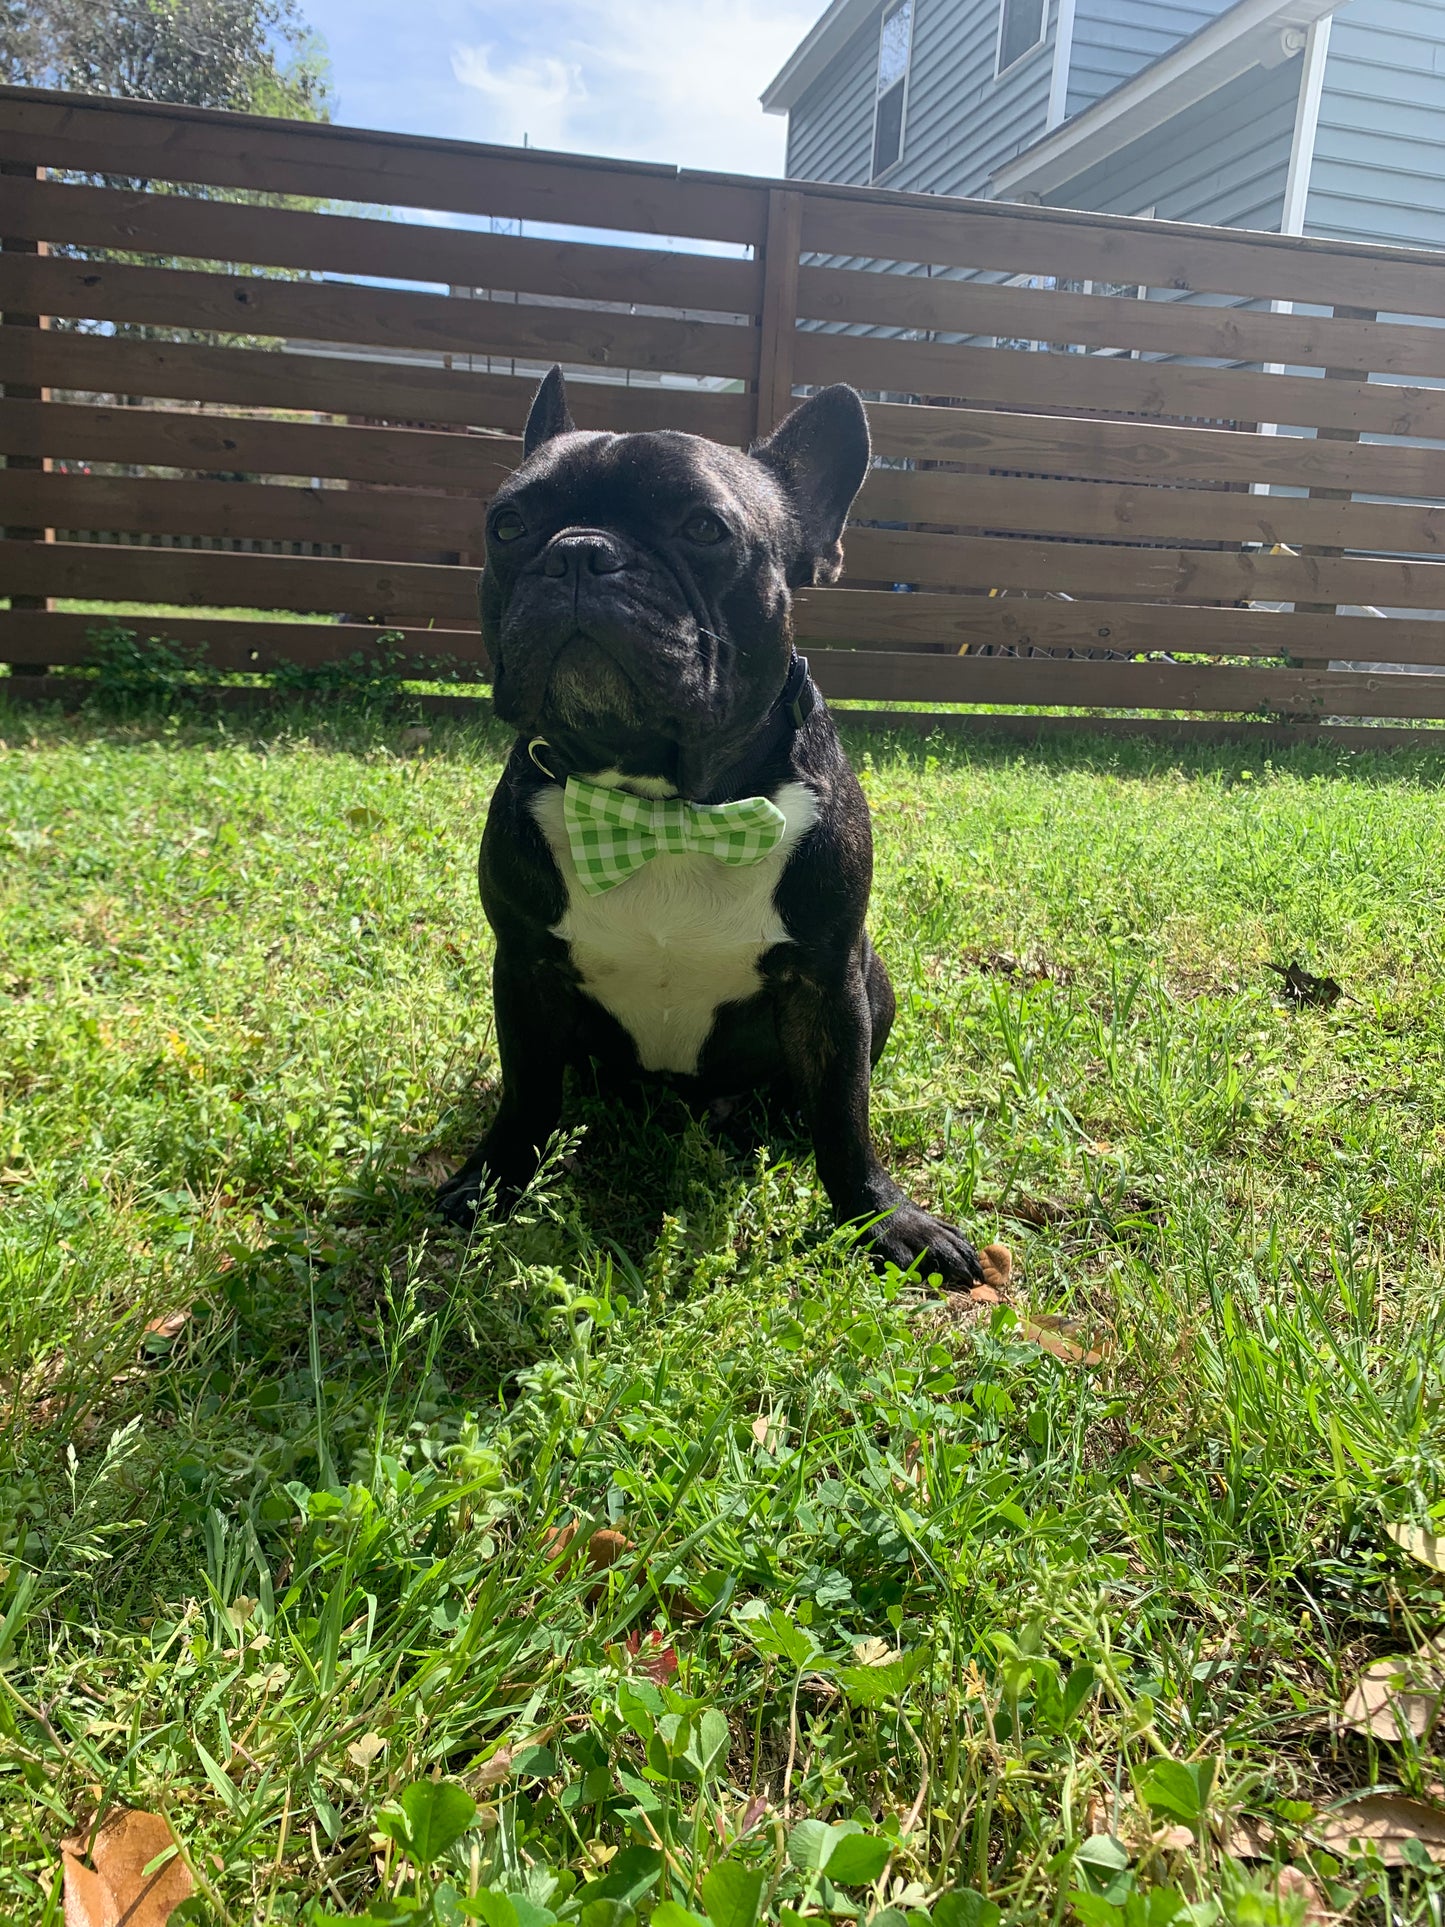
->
[433,1138,536,1228]
[864,1200,983,1290]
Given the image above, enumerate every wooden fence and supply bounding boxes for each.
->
[5,84,1445,742]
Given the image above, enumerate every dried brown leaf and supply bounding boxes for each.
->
[1385,1522,1445,1572]
[1023,1314,1105,1368]
[346,1732,386,1771]
[63,1809,193,1927]
[1274,1867,1331,1925]
[543,1522,636,1601]
[142,1311,189,1343]
[1314,1794,1445,1866]
[1222,1816,1277,1859]
[1340,1643,1445,1741]
[473,1745,513,1787]
[1153,1825,1195,1852]
[968,1284,1000,1306]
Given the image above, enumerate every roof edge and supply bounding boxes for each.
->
[761,0,879,115]
[991,0,1338,196]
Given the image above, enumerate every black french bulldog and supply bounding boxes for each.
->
[437,366,982,1289]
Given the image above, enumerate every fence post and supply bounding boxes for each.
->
[1290,303,1376,670]
[754,188,804,443]
[1,161,53,678]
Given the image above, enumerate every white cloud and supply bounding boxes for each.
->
[450,0,823,175]
[448,45,586,152]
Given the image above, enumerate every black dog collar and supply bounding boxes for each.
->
[525,651,816,787]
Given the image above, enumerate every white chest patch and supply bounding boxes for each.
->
[530,779,819,1075]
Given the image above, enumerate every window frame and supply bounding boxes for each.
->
[994,0,1048,81]
[869,0,916,183]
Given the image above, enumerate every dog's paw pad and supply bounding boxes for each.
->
[977,1242,1012,1293]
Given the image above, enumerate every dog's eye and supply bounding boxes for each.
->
[491,508,527,544]
[682,511,728,545]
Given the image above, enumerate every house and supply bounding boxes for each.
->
[762,0,1445,252]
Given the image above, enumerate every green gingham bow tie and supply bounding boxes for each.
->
[562,777,788,896]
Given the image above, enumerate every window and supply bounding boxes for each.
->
[995,0,1046,77]
[871,0,913,180]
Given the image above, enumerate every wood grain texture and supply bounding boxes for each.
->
[0,175,763,312]
[794,588,1445,666]
[805,647,1445,717]
[853,469,1445,556]
[1,536,479,619]
[795,265,1445,382]
[799,199,1445,319]
[0,89,767,243]
[0,608,483,670]
[865,399,1445,495]
[0,471,485,551]
[0,330,752,440]
[8,255,758,380]
[839,527,1445,609]
[0,397,524,488]
[796,327,1445,441]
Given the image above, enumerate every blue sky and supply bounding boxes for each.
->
[299,0,824,176]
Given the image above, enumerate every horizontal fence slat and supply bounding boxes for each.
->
[799,197,1445,321]
[0,330,753,441]
[795,589,1445,666]
[796,265,1445,383]
[831,710,1445,750]
[0,609,482,671]
[840,528,1445,609]
[7,256,759,381]
[0,175,764,312]
[0,397,523,488]
[0,89,767,243]
[1,537,478,620]
[866,399,1445,496]
[796,328,1445,442]
[854,469,1445,557]
[806,647,1445,717]
[0,471,484,552]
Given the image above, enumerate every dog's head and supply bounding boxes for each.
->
[480,368,870,789]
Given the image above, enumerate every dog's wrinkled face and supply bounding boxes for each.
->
[480,370,870,788]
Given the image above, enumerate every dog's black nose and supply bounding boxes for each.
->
[543,530,627,579]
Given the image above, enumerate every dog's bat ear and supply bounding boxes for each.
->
[524,365,576,458]
[752,385,871,585]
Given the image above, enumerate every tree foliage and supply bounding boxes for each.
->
[0,0,330,119]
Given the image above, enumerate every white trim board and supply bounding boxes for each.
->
[1046,0,1079,129]
[762,0,880,114]
[991,0,1340,196]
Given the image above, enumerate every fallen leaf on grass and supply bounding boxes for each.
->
[1385,1522,1445,1572]
[142,1311,189,1343]
[347,1732,386,1771]
[1221,1816,1277,1859]
[473,1745,513,1787]
[1152,1824,1196,1851]
[1265,960,1343,1008]
[1340,1643,1445,1741]
[751,1411,786,1452]
[63,1809,193,1927]
[543,1522,636,1600]
[1274,1867,1331,1924]
[1314,1794,1445,1866]
[1023,1313,1106,1368]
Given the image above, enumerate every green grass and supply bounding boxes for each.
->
[2,693,1445,1926]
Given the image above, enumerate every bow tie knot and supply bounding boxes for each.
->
[562,778,788,895]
